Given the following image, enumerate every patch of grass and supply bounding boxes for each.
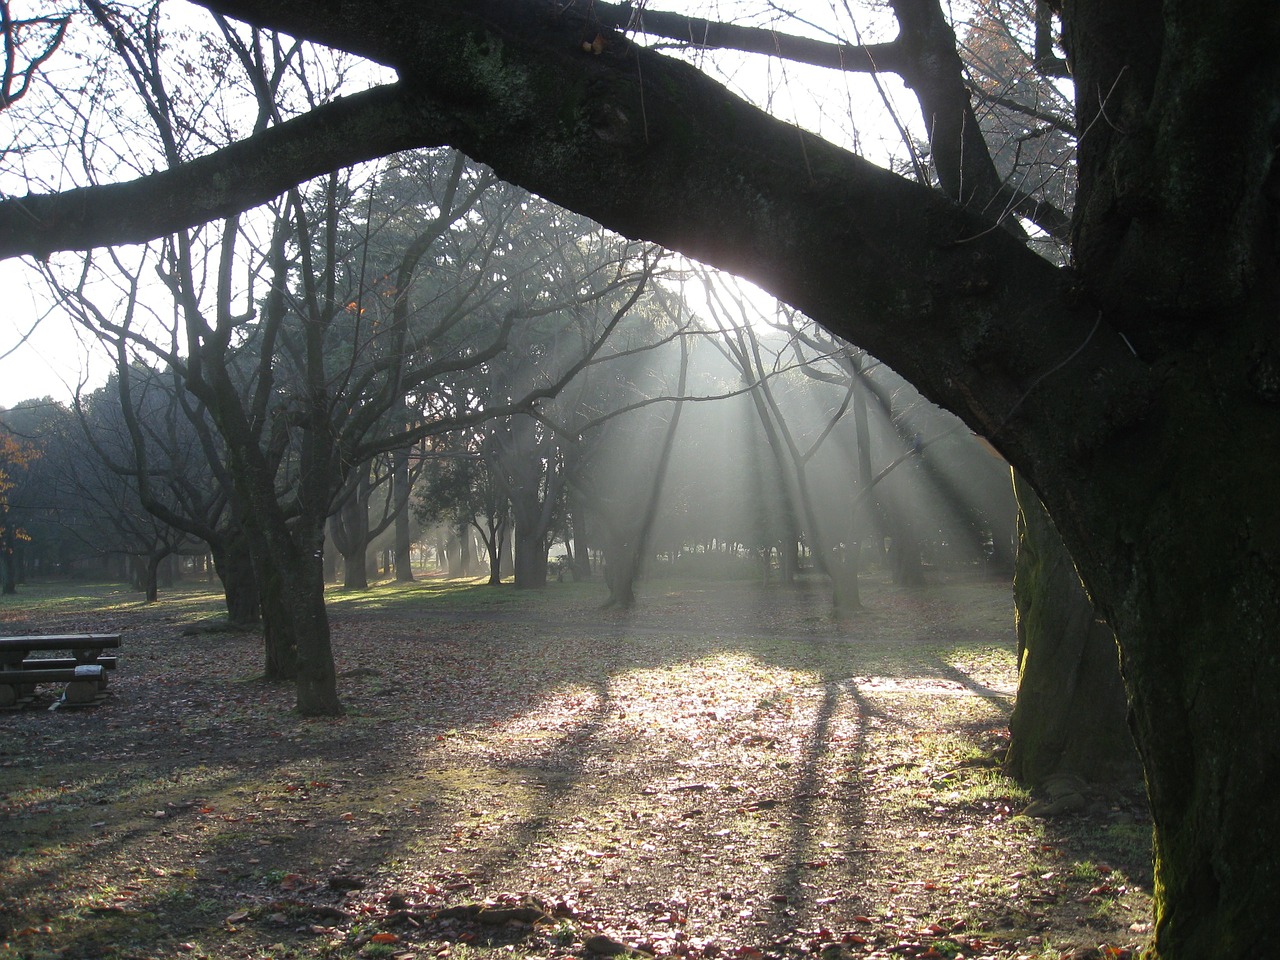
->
[944,766,1032,806]
[1097,821,1153,861]
[942,643,1019,691]
[127,587,228,619]
[1070,858,1105,883]
[0,580,140,614]
[319,575,603,617]
[1087,895,1119,923]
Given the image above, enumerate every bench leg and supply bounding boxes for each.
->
[62,680,99,705]
[0,684,16,708]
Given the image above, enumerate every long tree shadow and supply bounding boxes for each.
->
[6,573,1145,959]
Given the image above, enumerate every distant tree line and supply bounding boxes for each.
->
[0,4,1012,709]
[2,285,1013,608]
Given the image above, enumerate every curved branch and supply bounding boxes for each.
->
[0,82,441,259]
[6,0,1149,488]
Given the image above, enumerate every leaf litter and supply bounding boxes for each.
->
[0,575,1151,960]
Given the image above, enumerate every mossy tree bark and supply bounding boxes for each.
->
[1004,474,1139,789]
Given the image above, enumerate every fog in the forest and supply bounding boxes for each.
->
[2,156,1014,612]
[543,298,1016,609]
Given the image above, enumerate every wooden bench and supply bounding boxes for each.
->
[0,634,121,709]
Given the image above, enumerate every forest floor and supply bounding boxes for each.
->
[0,572,1151,960]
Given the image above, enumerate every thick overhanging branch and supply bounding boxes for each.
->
[0,82,440,259]
[6,0,1150,488]
[266,0,1136,463]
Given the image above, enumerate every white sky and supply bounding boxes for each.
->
[0,260,109,408]
[0,0,920,411]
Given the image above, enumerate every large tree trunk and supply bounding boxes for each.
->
[282,547,343,717]
[500,415,560,590]
[482,521,507,586]
[1056,401,1280,960]
[247,510,339,713]
[1004,477,1139,790]
[829,552,860,615]
[1050,8,1280,954]
[1,552,15,595]
[342,553,368,589]
[602,532,638,609]
[886,509,925,587]
[222,421,334,708]
[393,447,414,581]
[143,554,161,603]
[443,533,460,577]
[572,520,591,581]
[254,548,299,681]
[512,520,548,590]
[392,399,415,581]
[130,555,162,602]
[457,522,474,577]
[565,489,592,582]
[334,472,371,590]
[210,531,261,626]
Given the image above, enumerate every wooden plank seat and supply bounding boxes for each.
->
[0,633,120,660]
[0,664,105,684]
[17,655,118,672]
[0,634,121,709]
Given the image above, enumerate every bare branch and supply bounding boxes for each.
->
[1,2,70,111]
[0,82,442,259]
[602,5,905,75]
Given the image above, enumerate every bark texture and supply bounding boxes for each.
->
[210,532,261,627]
[1004,477,1139,788]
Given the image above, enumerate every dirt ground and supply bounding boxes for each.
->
[0,573,1152,960]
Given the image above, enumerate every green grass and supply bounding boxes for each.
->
[0,580,156,614]
[325,576,546,613]
[0,579,231,625]
[1,573,599,623]
[1070,858,1106,883]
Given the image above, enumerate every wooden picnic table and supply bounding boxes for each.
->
[0,634,121,709]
